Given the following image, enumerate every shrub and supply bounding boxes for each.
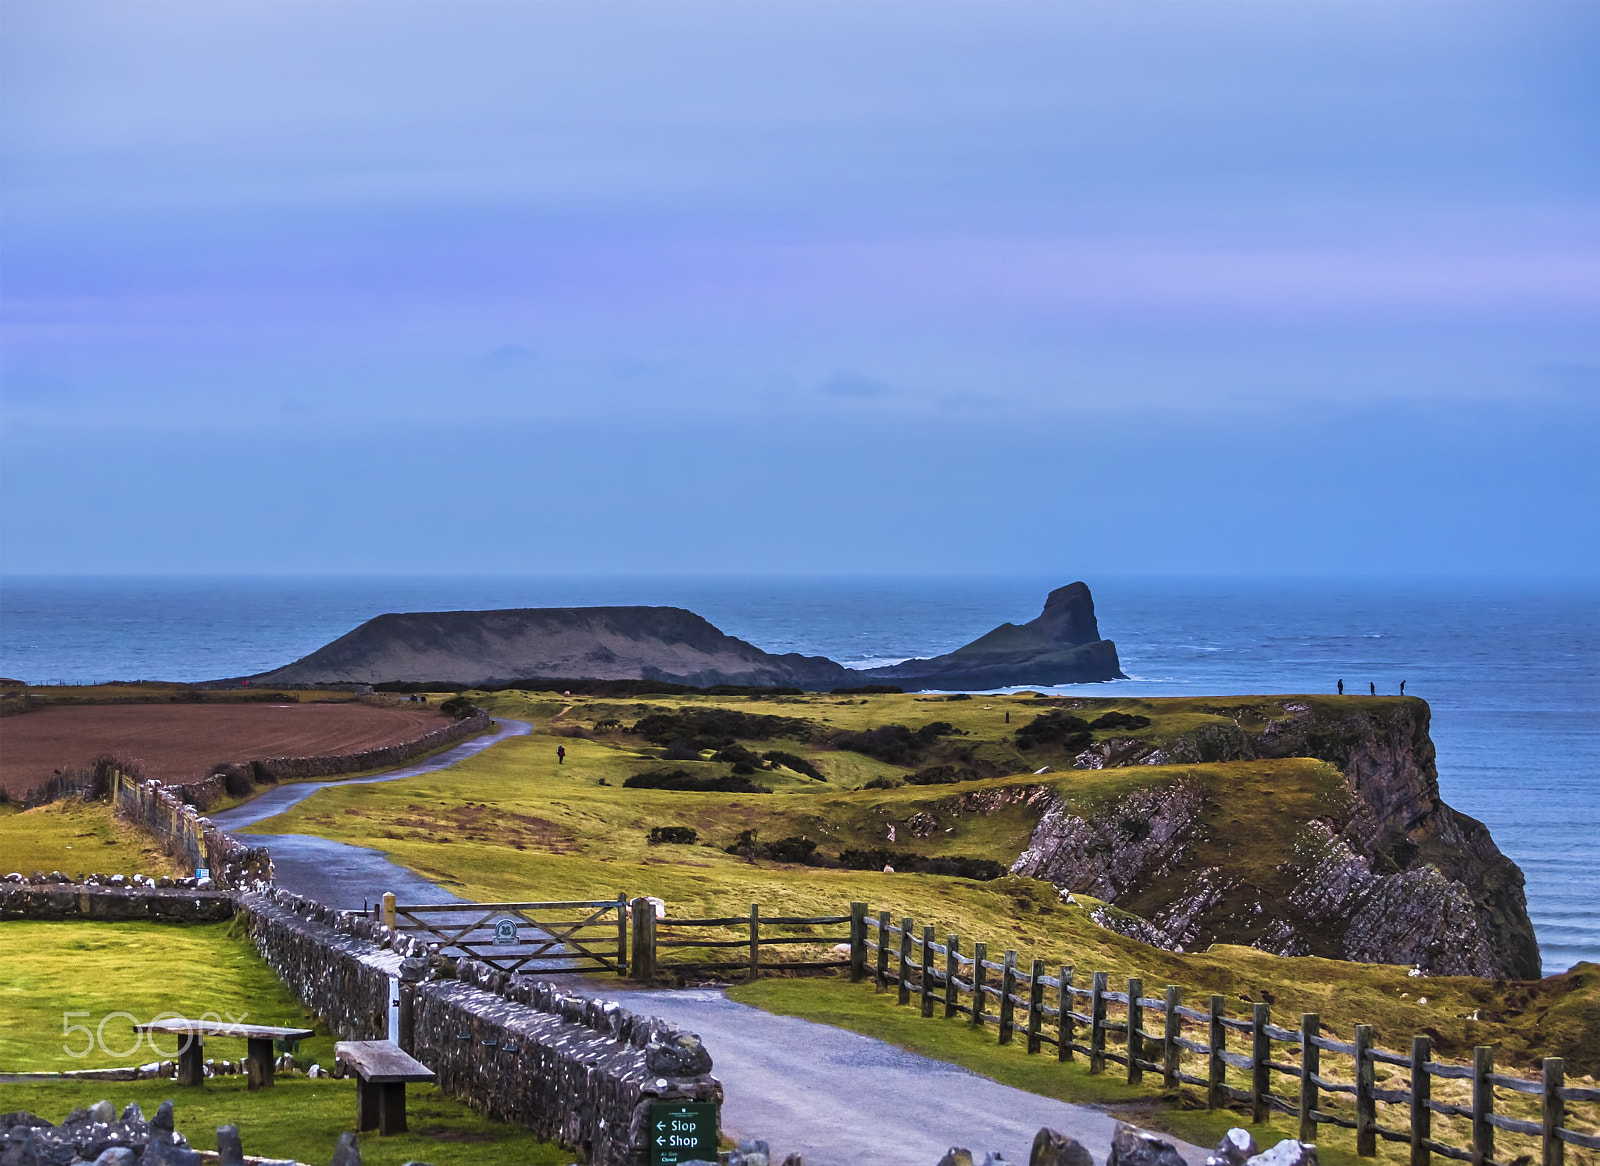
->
[439,695,481,720]
[724,832,821,864]
[711,743,764,767]
[660,740,704,761]
[647,825,698,845]
[592,718,623,732]
[762,750,825,781]
[833,721,962,765]
[1014,710,1092,751]
[1089,711,1152,731]
[210,763,254,798]
[622,769,771,793]
[630,708,815,748]
[836,848,1006,880]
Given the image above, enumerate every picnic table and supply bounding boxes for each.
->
[334,1040,436,1135]
[134,1019,315,1089]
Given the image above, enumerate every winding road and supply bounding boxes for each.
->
[215,717,1209,1166]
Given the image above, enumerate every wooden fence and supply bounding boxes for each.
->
[858,911,1597,1166]
[628,898,852,981]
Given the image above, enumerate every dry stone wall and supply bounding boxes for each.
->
[0,878,235,922]
[111,772,272,888]
[248,710,491,780]
[237,889,722,1166]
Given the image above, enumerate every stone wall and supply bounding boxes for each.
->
[236,889,721,1166]
[111,772,273,888]
[0,879,236,922]
[248,710,491,781]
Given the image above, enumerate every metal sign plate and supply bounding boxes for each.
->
[492,917,519,946]
[649,1100,718,1165]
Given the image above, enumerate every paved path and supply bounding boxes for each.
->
[218,716,1210,1166]
[211,717,531,908]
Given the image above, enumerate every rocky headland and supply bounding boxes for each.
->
[1007,697,1541,978]
[248,583,1124,691]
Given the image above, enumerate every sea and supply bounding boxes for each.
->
[1,574,1595,976]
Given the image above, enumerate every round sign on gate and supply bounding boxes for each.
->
[492,917,519,946]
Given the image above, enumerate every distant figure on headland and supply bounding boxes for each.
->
[1370,682,1376,696]
[557,745,566,765]
[1337,679,1344,695]
[1401,680,1406,695]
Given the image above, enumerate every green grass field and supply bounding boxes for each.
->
[0,920,564,1165]
[0,799,184,880]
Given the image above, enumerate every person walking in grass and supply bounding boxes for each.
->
[557,745,566,765]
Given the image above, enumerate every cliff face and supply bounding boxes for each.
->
[253,607,857,689]
[868,582,1126,689]
[1009,699,1541,979]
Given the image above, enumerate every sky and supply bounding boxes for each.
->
[1,1,1596,577]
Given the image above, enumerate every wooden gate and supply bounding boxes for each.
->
[381,894,628,975]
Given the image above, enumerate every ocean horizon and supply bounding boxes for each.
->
[2,572,1595,974]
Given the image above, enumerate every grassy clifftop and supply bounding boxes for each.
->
[233,688,1593,1075]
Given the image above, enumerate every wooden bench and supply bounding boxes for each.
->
[334,1040,436,1135]
[134,1020,316,1090]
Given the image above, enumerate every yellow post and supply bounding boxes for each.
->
[382,892,397,931]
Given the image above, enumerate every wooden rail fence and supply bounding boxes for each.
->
[857,910,1597,1166]
[628,898,852,981]
[379,893,628,974]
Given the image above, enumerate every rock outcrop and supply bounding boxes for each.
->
[247,584,1125,690]
[867,583,1125,689]
[1009,698,1541,979]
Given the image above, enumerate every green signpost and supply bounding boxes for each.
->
[649,1100,718,1166]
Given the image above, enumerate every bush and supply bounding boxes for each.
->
[439,695,482,720]
[724,832,821,864]
[860,774,905,789]
[622,769,771,793]
[210,763,254,798]
[1089,711,1152,731]
[762,750,825,781]
[832,721,962,765]
[648,825,699,845]
[836,848,1007,880]
[630,708,815,748]
[660,740,705,761]
[711,743,764,767]
[1014,710,1092,751]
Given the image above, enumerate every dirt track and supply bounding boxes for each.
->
[0,702,449,797]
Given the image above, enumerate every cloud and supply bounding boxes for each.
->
[818,371,895,400]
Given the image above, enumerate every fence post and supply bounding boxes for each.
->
[1090,971,1108,1074]
[1472,1046,1494,1166]
[382,892,396,931]
[1299,1013,1319,1144]
[1207,995,1225,1110]
[920,926,936,1018]
[1411,1035,1432,1166]
[1128,977,1145,1086]
[616,893,629,976]
[1355,1024,1376,1156]
[749,904,760,980]
[629,898,655,982]
[1164,985,1181,1089]
[998,951,1018,1045]
[876,911,891,991]
[1058,966,1074,1062]
[1542,1057,1564,1166]
[971,942,988,1028]
[898,918,914,1006]
[945,935,960,1018]
[849,903,867,982]
[1026,959,1044,1054]
[1251,1002,1270,1125]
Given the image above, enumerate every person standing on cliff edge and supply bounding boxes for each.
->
[1370,682,1376,696]
[1338,679,1344,695]
[1401,680,1406,695]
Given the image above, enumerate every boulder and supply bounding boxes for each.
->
[216,1123,246,1166]
[1031,1128,1094,1166]
[645,1032,713,1077]
[330,1131,364,1166]
[1208,1129,1257,1166]
[1244,1141,1317,1166]
[1107,1123,1187,1166]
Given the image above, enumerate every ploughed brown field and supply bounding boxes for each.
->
[0,702,449,797]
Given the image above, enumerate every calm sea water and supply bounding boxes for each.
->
[2,574,1595,975]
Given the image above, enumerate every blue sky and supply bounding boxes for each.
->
[2,1,1596,576]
